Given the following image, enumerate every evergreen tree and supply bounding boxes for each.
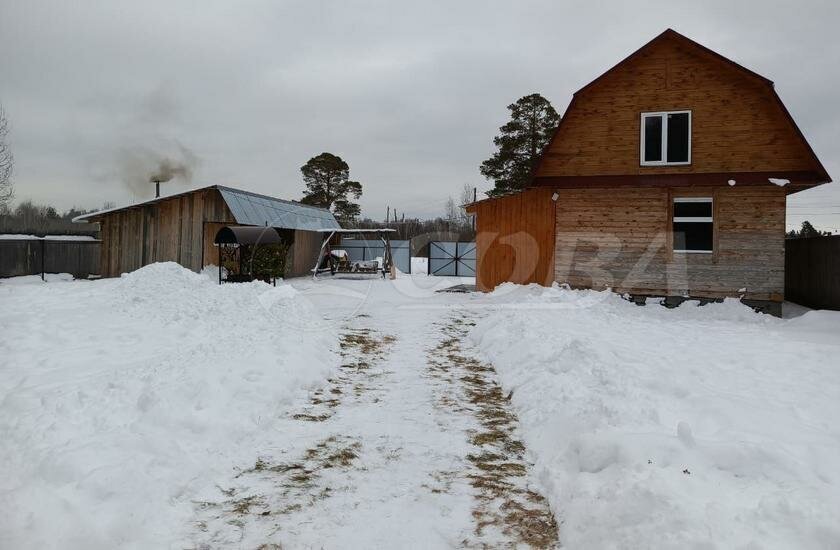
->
[299,152,363,222]
[789,220,831,238]
[798,220,820,238]
[480,93,560,197]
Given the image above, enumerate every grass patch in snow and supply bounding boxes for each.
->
[202,433,363,540]
[339,329,395,358]
[291,412,332,422]
[431,316,559,549]
[289,326,396,423]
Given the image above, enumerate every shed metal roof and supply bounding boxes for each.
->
[73,184,341,231]
[217,186,340,231]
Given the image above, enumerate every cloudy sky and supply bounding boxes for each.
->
[1,0,838,229]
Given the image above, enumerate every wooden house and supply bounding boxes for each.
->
[73,185,340,278]
[466,29,830,314]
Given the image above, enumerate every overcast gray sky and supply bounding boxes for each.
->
[1,0,838,230]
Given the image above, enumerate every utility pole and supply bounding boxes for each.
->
[472,187,477,231]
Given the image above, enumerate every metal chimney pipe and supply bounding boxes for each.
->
[155,181,160,198]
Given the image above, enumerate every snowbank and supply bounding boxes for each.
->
[0,263,339,549]
[470,284,840,548]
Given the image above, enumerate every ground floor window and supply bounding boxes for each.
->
[673,197,713,253]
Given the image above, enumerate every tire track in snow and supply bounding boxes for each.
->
[187,321,397,548]
[428,315,559,549]
[187,300,557,549]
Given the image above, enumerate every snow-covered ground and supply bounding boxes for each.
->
[2,267,838,549]
[470,284,840,549]
[0,263,339,548]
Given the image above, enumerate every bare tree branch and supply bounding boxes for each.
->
[0,105,14,210]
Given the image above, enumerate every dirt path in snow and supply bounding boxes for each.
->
[187,306,557,549]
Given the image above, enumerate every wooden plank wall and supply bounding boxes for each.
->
[554,186,786,301]
[288,229,322,278]
[537,35,819,178]
[97,189,234,277]
[202,222,230,270]
[471,188,556,291]
[0,240,100,278]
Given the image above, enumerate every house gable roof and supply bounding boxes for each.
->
[575,29,774,96]
[531,28,830,192]
[73,184,341,231]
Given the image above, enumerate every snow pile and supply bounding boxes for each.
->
[0,262,338,549]
[470,284,840,548]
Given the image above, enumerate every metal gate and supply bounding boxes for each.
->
[429,241,475,276]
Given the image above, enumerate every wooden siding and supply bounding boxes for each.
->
[98,188,234,277]
[536,34,822,181]
[287,229,322,278]
[470,188,556,292]
[553,186,785,301]
[202,221,231,270]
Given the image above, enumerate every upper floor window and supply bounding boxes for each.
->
[641,111,691,166]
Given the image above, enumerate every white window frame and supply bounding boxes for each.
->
[673,197,712,254]
[640,110,692,166]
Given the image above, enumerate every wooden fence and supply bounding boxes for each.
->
[785,236,840,310]
[0,239,101,279]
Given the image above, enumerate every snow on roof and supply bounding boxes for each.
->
[314,228,397,233]
[0,234,99,241]
[72,185,341,231]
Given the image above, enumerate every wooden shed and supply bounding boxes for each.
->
[73,185,340,278]
[466,29,831,314]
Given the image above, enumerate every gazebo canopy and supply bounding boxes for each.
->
[214,226,284,245]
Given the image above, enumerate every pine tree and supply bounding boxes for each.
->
[299,152,363,222]
[787,220,833,238]
[480,94,560,197]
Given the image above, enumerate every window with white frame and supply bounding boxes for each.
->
[641,111,691,165]
[673,197,712,253]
